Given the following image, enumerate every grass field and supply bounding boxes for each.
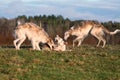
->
[0,45,120,80]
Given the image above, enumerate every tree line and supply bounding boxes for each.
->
[0,15,120,45]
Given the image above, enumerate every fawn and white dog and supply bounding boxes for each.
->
[54,35,66,51]
[64,21,120,48]
[13,22,55,50]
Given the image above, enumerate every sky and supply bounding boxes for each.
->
[0,0,120,22]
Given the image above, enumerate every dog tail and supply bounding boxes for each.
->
[104,28,120,35]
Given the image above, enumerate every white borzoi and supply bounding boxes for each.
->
[13,22,55,50]
[64,21,120,48]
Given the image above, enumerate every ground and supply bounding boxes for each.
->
[0,45,120,80]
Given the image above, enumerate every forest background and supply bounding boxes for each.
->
[0,15,120,46]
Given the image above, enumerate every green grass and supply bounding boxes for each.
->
[0,45,120,80]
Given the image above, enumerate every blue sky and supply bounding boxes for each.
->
[0,0,120,22]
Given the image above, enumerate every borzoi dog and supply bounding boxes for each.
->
[13,22,55,50]
[64,21,120,48]
[54,35,66,51]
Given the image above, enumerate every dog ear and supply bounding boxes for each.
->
[56,35,59,37]
[70,26,74,30]
[64,42,68,45]
[48,38,54,44]
[48,38,52,42]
